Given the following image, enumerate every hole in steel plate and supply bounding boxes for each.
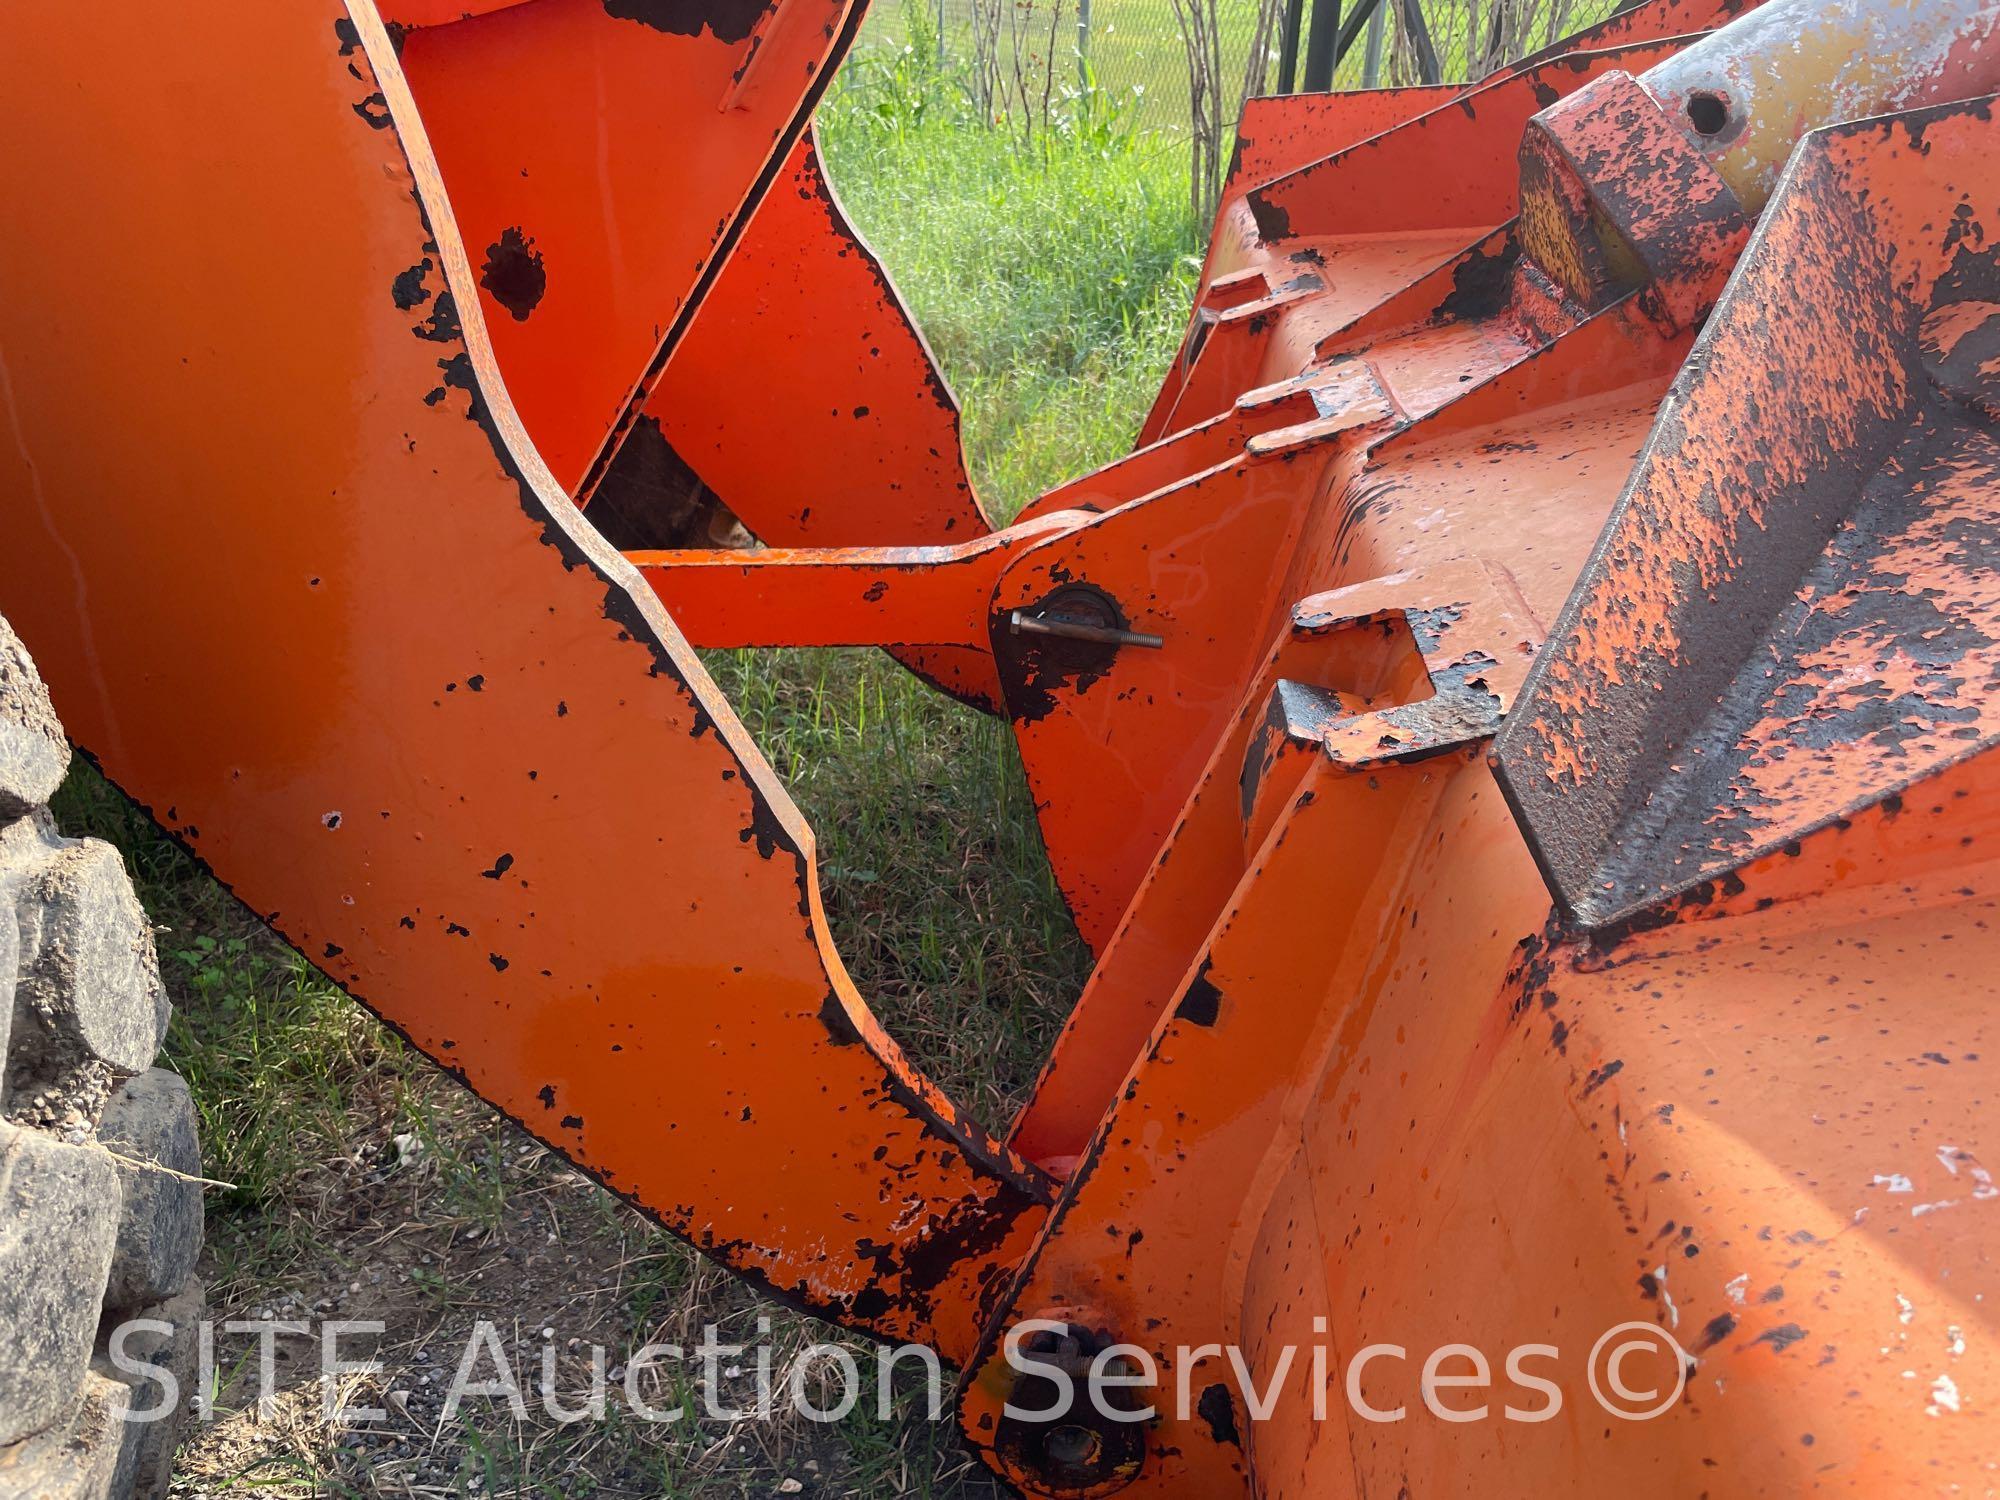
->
[1686,90,1730,137]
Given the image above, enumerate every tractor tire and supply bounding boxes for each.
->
[0,614,204,1500]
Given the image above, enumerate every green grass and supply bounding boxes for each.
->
[859,0,1628,146]
[820,39,1201,520]
[858,0,1272,143]
[48,41,1202,1499]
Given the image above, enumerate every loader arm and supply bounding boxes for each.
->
[0,0,1044,1365]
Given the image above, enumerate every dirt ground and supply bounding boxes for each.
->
[172,1082,1006,1498]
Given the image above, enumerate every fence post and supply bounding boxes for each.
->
[1396,0,1440,82]
[1300,0,1341,89]
[1076,0,1091,90]
[1361,0,1386,84]
[1277,0,1306,90]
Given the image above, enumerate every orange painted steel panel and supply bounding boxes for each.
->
[381,0,536,25]
[629,511,1083,650]
[0,0,1044,1364]
[394,0,860,493]
[1224,87,1457,198]
[1221,0,1757,209]
[627,130,990,549]
[1136,38,1686,448]
[1008,562,1548,1166]
[975,752,2000,1498]
[398,13,997,705]
[997,275,1684,952]
[970,86,2000,1499]
[1142,0,1766,450]
[609,129,1004,709]
[1498,95,2000,927]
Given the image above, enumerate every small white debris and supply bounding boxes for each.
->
[1725,1273,1750,1307]
[1938,1145,1963,1176]
[1929,1373,1962,1416]
[1897,1293,1916,1327]
[1873,1173,1915,1194]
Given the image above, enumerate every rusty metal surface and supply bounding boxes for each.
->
[965,630,1540,1494]
[1640,0,2000,212]
[969,26,2000,1500]
[1495,95,2000,930]
[990,252,1689,951]
[1516,69,1751,333]
[0,0,1046,1365]
[994,42,1723,956]
[1139,41,1679,446]
[1140,0,1766,449]
[1006,6,2000,958]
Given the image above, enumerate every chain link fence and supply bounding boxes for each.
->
[859,0,1626,175]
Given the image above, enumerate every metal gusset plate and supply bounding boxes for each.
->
[1494,95,2000,930]
[396,14,1001,706]
[615,129,990,552]
[612,129,1005,710]
[1140,0,1764,446]
[391,0,864,494]
[0,0,1046,1363]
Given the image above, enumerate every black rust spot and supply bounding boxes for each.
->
[1196,1383,1241,1446]
[601,0,770,45]
[1436,236,1522,323]
[818,993,862,1046]
[392,259,433,311]
[480,227,547,322]
[1581,1058,1624,1096]
[1245,189,1291,243]
[1177,961,1224,1027]
[412,290,464,345]
[1753,1323,1807,1354]
[740,797,787,859]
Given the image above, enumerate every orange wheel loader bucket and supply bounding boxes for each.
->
[0,0,1044,1364]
